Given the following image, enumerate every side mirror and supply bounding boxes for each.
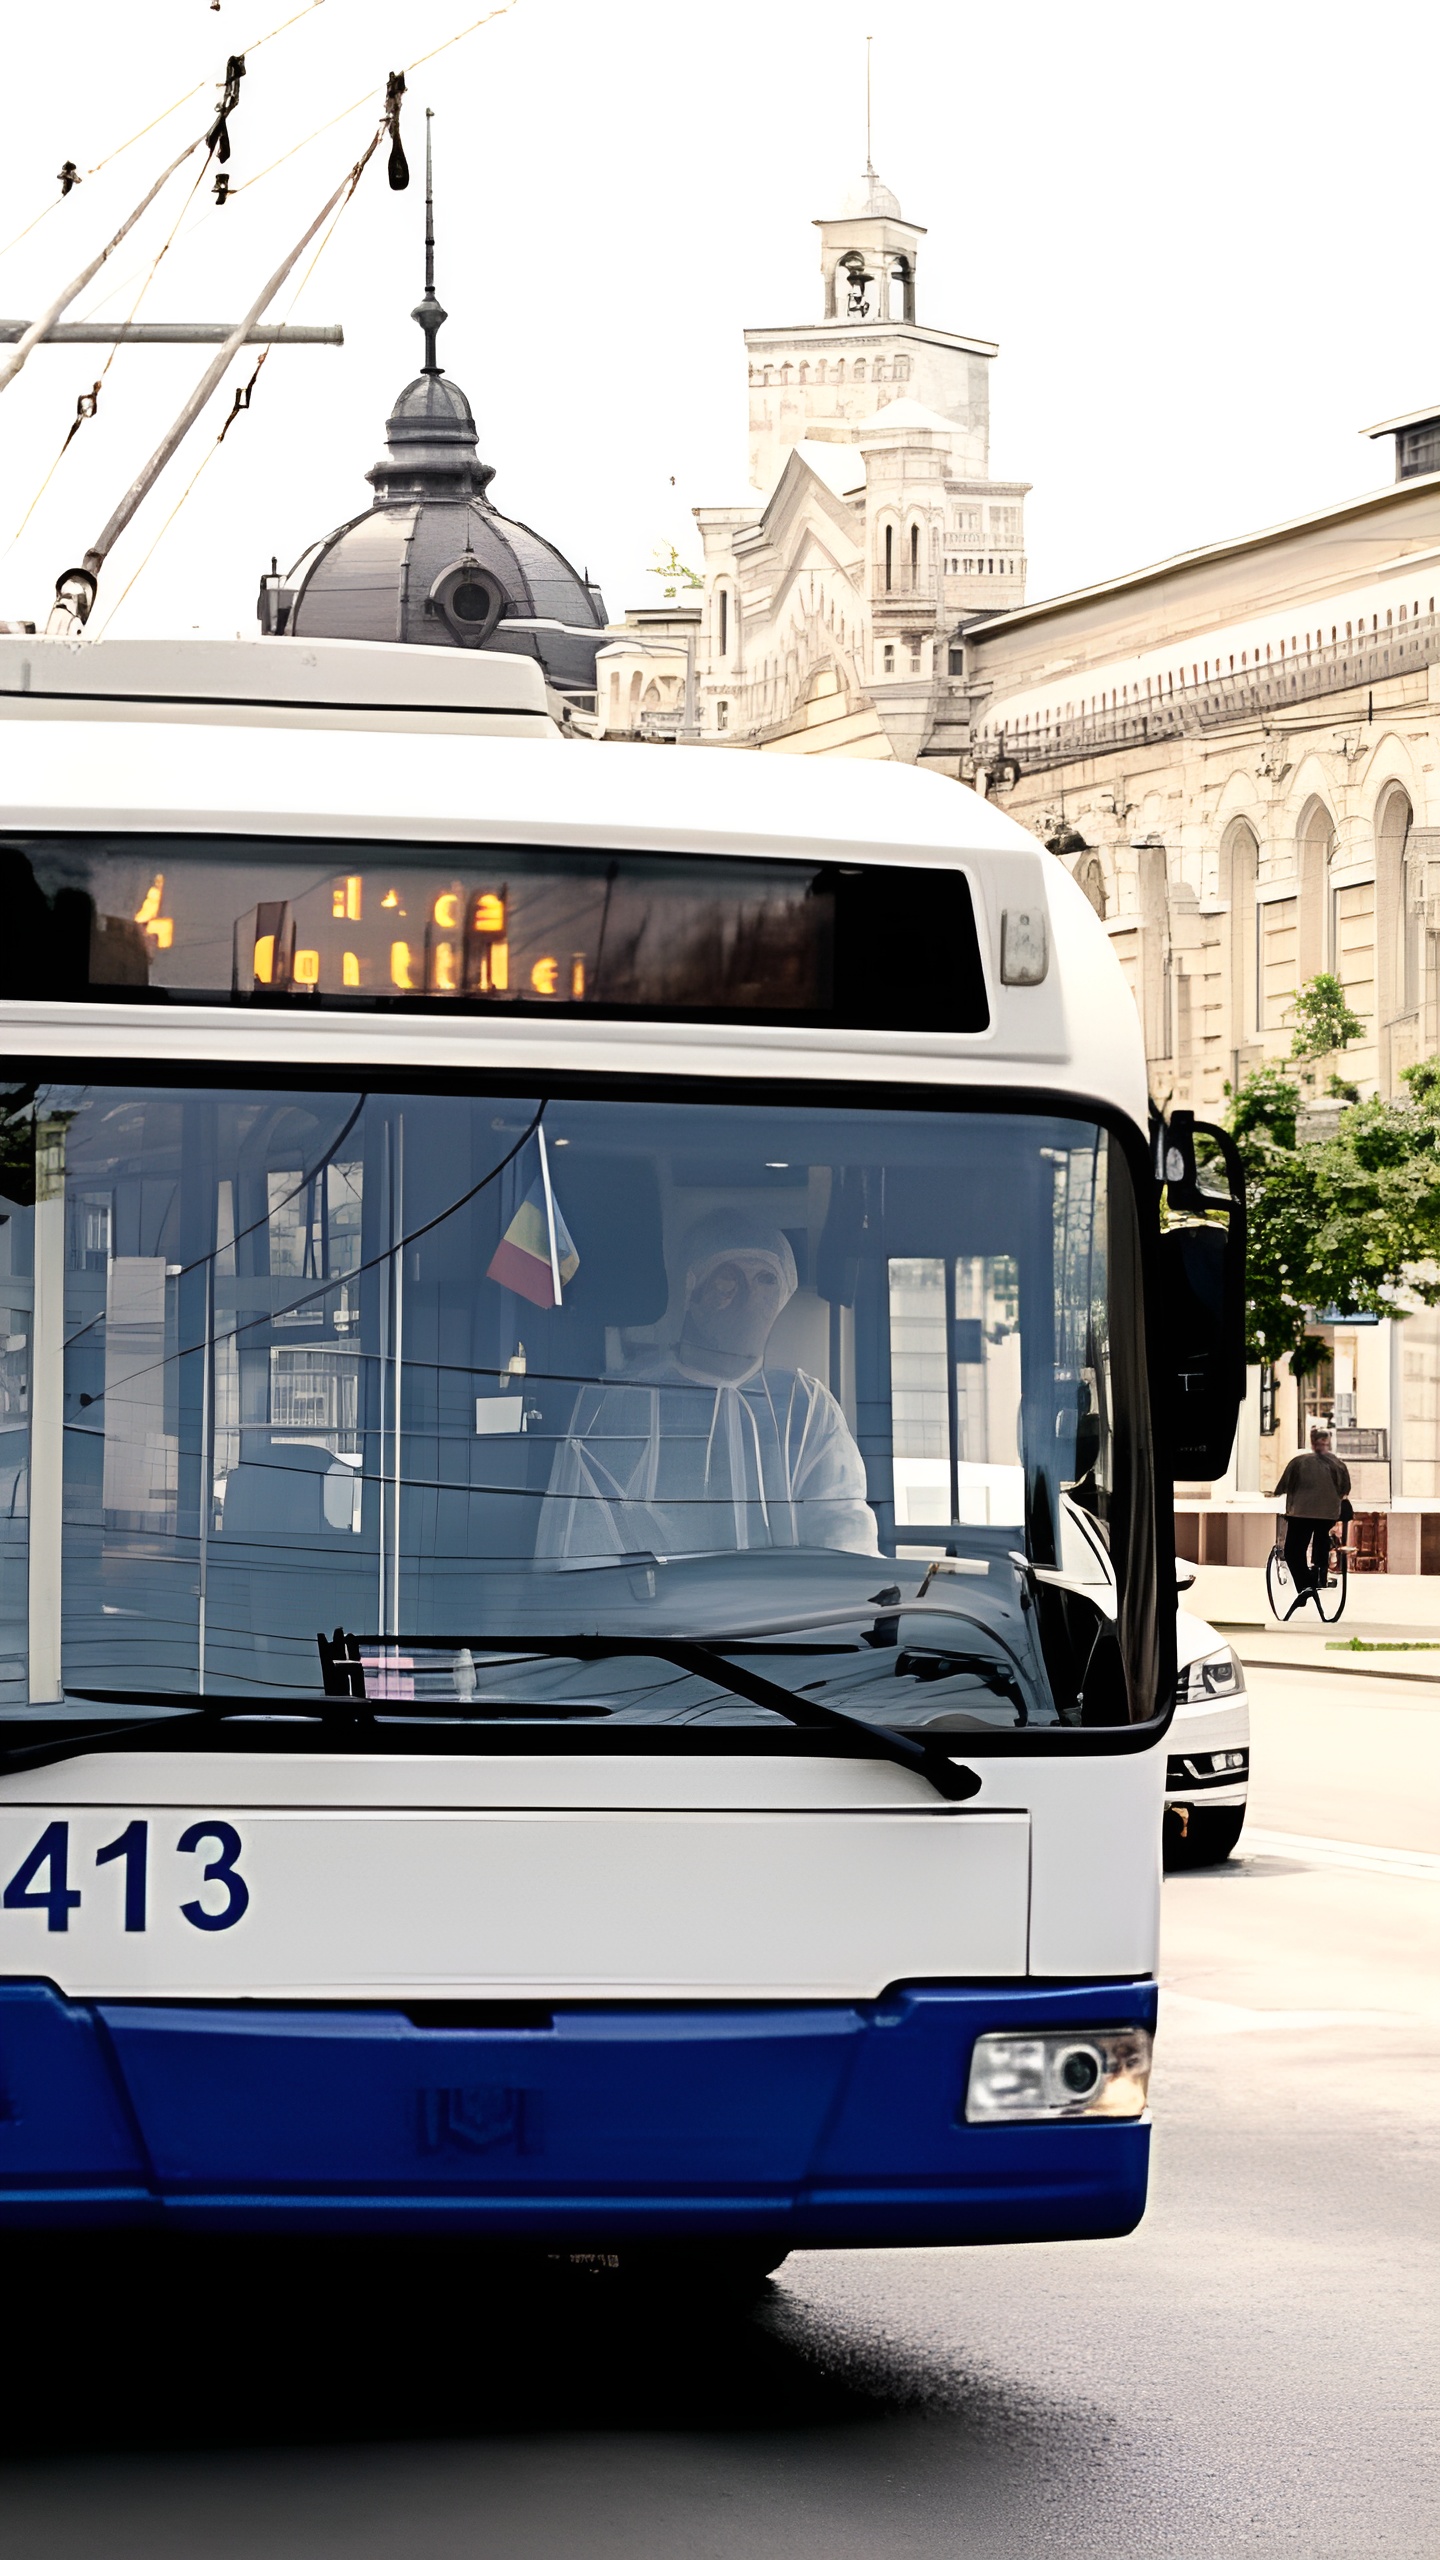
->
[1155,1114,1247,1481]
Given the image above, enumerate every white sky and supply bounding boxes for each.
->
[0,0,1434,639]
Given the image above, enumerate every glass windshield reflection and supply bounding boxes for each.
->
[0,1087,1154,1732]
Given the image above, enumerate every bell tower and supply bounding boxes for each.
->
[743,168,996,494]
[814,174,925,326]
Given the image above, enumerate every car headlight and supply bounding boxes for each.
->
[1175,1642,1242,1705]
[965,2026,1153,2123]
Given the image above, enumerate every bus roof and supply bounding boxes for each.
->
[0,633,554,731]
[0,643,1148,1129]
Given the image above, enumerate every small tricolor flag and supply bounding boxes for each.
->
[486,1182,580,1309]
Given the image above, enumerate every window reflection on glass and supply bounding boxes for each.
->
[0,1091,1153,1731]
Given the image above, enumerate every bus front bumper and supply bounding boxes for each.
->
[0,1978,1155,2244]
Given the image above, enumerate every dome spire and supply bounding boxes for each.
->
[865,31,873,178]
[412,107,446,377]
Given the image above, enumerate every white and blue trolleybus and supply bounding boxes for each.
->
[0,635,1245,2276]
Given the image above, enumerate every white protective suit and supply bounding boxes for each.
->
[537,1210,879,1560]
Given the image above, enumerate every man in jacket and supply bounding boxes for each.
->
[1273,1424,1351,1591]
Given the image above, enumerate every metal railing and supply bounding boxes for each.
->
[986,611,1440,773]
[873,573,938,607]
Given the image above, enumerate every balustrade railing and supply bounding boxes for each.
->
[987,611,1440,773]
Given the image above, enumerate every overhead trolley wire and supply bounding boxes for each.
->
[91,106,390,632]
[5,149,217,556]
[0,131,209,397]
[0,0,331,268]
[83,5,527,629]
[231,1,523,195]
[68,79,405,626]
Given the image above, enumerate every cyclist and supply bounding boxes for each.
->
[1273,1423,1351,1592]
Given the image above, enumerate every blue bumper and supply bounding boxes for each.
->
[0,1978,1155,2243]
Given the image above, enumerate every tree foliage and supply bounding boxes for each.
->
[1286,971,1366,1063]
[1227,990,1440,1357]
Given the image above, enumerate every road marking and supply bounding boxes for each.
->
[1161,1991,1422,2034]
[1243,1827,1440,1879]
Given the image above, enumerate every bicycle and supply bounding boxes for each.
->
[1265,1508,1351,1624]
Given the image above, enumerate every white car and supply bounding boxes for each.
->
[1166,1591,1249,1866]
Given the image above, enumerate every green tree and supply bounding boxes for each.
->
[1227,989,1440,1356]
[1286,971,1366,1064]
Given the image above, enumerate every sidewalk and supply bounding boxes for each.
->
[1183,1562,1440,1679]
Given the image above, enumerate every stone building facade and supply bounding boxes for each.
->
[599,168,1028,762]
[963,414,1440,1544]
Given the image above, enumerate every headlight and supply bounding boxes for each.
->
[965,2025,1153,2123]
[1175,1642,1242,1705]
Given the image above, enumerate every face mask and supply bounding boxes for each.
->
[678,1254,789,1383]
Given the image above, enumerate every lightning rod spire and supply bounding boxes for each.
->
[413,106,447,376]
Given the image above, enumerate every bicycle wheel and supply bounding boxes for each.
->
[1312,1536,1348,1624]
[1265,1541,1298,1620]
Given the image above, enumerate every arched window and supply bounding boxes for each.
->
[716,586,729,659]
[893,355,910,383]
[1077,853,1107,919]
[1296,796,1336,984]
[887,255,914,322]
[853,358,866,383]
[884,525,894,593]
[1378,781,1417,1018]
[872,356,886,383]
[797,361,809,386]
[910,523,920,585]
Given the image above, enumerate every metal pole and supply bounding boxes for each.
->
[27,1118,67,1702]
[197,1256,212,1694]
[376,1121,390,1640]
[82,118,386,584]
[537,1124,564,1309]
[0,132,205,396]
[682,626,699,740]
[0,320,343,345]
[391,1115,404,1646]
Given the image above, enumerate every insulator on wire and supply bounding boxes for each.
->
[56,379,101,459]
[57,161,81,196]
[386,70,410,191]
[214,172,231,206]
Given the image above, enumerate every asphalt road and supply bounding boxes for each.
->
[1,1672,1436,2560]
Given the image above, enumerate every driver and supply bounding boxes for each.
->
[537,1208,879,1559]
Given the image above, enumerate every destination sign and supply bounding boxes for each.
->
[0,836,990,1032]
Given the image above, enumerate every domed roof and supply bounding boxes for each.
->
[263,124,606,700]
[840,164,902,218]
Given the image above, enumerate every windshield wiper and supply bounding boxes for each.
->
[319,1630,981,1802]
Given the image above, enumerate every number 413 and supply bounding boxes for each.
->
[2,1819,249,1933]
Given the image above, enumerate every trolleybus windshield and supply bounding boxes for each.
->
[0,1084,1159,1738]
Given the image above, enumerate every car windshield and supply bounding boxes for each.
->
[0,1083,1159,1732]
